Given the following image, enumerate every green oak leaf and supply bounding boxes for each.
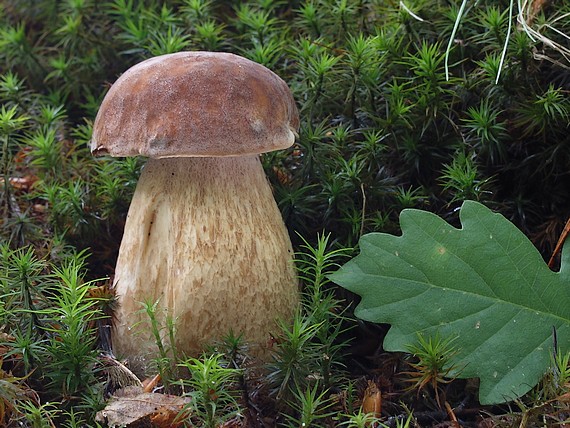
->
[330,200,570,405]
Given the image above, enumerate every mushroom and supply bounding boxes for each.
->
[91,51,299,363]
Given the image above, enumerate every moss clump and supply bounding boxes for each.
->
[0,0,569,426]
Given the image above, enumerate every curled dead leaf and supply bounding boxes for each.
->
[362,380,382,423]
[95,386,191,428]
[0,175,38,192]
[142,373,161,393]
[32,203,47,213]
[272,166,292,185]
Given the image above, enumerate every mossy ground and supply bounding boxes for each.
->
[0,0,569,426]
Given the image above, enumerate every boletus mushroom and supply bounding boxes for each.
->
[91,51,299,363]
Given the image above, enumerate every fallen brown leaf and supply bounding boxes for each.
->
[95,386,190,428]
[361,380,382,422]
[0,175,38,192]
[142,373,161,393]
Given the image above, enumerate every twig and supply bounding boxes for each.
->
[445,400,461,428]
[547,217,570,269]
[360,183,367,239]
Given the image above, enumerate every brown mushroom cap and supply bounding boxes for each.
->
[91,51,299,158]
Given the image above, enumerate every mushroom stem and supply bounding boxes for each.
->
[112,155,298,363]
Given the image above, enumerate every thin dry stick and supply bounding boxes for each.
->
[444,400,461,428]
[360,183,367,238]
[100,353,143,390]
[142,373,161,393]
[548,217,570,268]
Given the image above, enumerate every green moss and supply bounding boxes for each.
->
[1,0,569,425]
